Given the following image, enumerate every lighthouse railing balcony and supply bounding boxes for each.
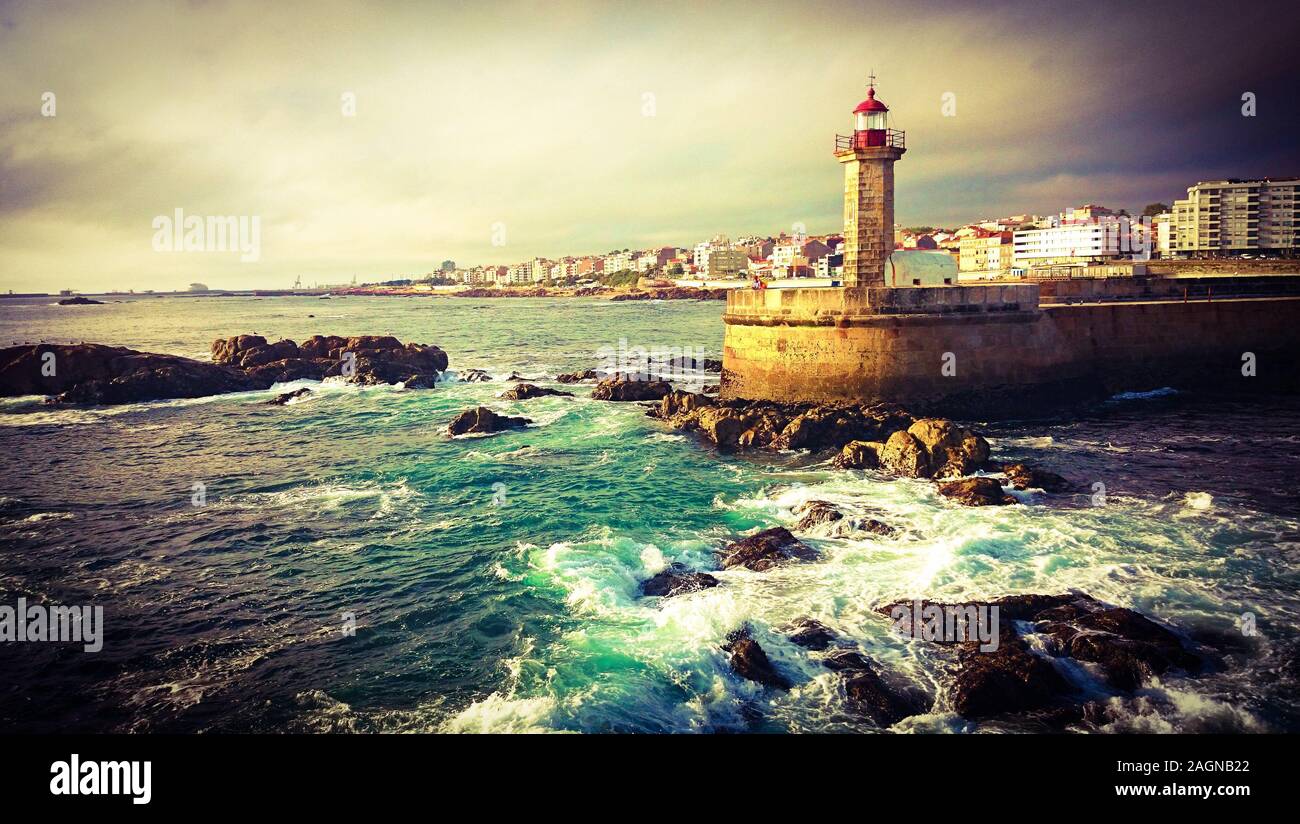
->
[834,129,905,153]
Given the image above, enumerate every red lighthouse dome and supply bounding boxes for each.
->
[853,86,889,115]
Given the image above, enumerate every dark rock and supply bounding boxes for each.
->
[1,343,259,404]
[791,500,844,531]
[876,594,1201,718]
[722,628,791,690]
[556,369,605,384]
[783,617,837,650]
[57,296,103,305]
[857,518,896,536]
[297,335,348,359]
[243,357,330,385]
[447,406,531,436]
[720,526,817,571]
[937,477,1016,506]
[499,383,574,401]
[639,563,720,598]
[460,369,494,382]
[1002,463,1072,493]
[822,648,927,726]
[591,372,673,401]
[266,387,312,405]
[610,287,728,301]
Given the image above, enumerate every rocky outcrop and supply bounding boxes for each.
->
[650,392,913,453]
[1002,463,1072,493]
[498,383,574,401]
[556,369,606,384]
[590,372,673,401]
[57,296,103,305]
[447,406,532,436]
[266,387,312,405]
[722,627,791,689]
[609,287,728,301]
[720,526,817,571]
[639,563,720,598]
[832,440,882,469]
[783,617,838,650]
[662,356,723,372]
[211,334,449,389]
[1,343,260,405]
[822,649,927,726]
[459,369,494,383]
[936,477,1016,506]
[876,593,1201,719]
[791,500,843,531]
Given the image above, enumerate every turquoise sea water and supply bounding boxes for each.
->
[2,295,1299,733]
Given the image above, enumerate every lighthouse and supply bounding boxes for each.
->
[835,76,905,287]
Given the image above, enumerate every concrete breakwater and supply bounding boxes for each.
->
[721,281,1300,417]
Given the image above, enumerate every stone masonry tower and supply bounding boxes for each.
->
[834,78,905,286]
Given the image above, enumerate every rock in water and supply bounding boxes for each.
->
[460,369,494,383]
[937,477,1016,506]
[590,372,673,401]
[266,387,312,405]
[906,418,990,478]
[720,526,817,571]
[783,617,838,650]
[833,440,882,469]
[1002,463,1072,492]
[1,343,259,404]
[878,430,931,477]
[57,296,104,305]
[499,383,574,401]
[822,648,926,726]
[723,628,791,690]
[639,563,720,598]
[791,500,844,531]
[555,369,605,384]
[447,406,531,436]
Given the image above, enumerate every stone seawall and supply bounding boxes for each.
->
[721,285,1300,417]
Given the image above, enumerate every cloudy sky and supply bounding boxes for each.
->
[1,0,1296,292]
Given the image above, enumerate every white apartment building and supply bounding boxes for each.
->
[1171,178,1299,256]
[604,251,633,273]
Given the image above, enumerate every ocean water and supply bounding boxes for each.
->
[2,295,1299,734]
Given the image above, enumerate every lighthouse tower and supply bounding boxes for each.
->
[835,77,905,287]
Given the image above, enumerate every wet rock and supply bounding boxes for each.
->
[693,407,748,447]
[950,631,1070,718]
[447,406,531,436]
[876,594,1201,718]
[907,418,990,479]
[832,440,881,469]
[556,369,605,384]
[1033,601,1202,691]
[722,628,791,690]
[498,383,573,401]
[57,296,104,305]
[639,563,720,598]
[460,369,494,383]
[792,500,844,531]
[856,518,896,536]
[1002,463,1072,493]
[656,388,715,420]
[783,617,838,650]
[266,387,312,405]
[937,477,1016,506]
[822,648,927,726]
[662,355,723,372]
[1,343,260,404]
[244,357,330,384]
[297,334,348,359]
[878,430,930,477]
[720,526,817,571]
[591,372,673,402]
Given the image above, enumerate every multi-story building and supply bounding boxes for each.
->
[1170,178,1299,256]
[958,231,1012,274]
[699,248,748,277]
[604,251,633,273]
[1011,206,1141,266]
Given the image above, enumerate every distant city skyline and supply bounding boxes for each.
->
[2,0,1296,292]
